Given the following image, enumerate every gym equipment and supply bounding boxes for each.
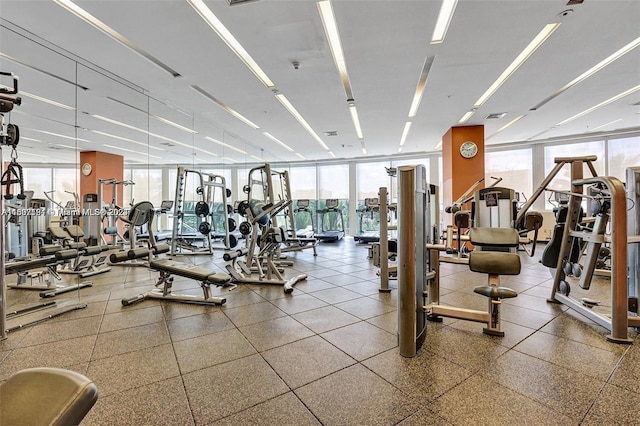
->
[425,227,520,337]
[171,167,235,254]
[97,178,134,247]
[110,202,231,306]
[315,199,345,242]
[354,197,381,244]
[397,165,430,357]
[627,167,640,314]
[4,190,33,258]
[47,225,111,278]
[293,199,315,238]
[547,174,640,343]
[0,72,86,339]
[0,367,98,426]
[6,244,93,298]
[244,164,317,255]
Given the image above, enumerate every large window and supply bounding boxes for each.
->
[485,149,533,200]
[131,169,162,207]
[608,135,640,181]
[289,166,316,200]
[23,168,52,202]
[543,141,604,209]
[53,169,80,207]
[357,161,391,201]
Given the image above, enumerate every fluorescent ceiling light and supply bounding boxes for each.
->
[408,56,435,117]
[590,118,622,132]
[21,91,75,110]
[361,146,367,155]
[186,0,274,87]
[250,155,264,162]
[103,144,161,159]
[0,52,89,90]
[486,114,526,140]
[318,0,353,99]
[91,114,193,150]
[53,0,180,77]
[17,151,48,158]
[474,23,560,108]
[221,157,238,163]
[431,0,458,44]
[296,153,307,160]
[496,114,525,133]
[556,84,640,126]
[348,106,363,139]
[532,35,640,110]
[91,130,165,151]
[205,136,247,154]
[19,137,43,143]
[262,132,294,152]
[274,93,330,150]
[458,110,475,123]
[151,114,197,134]
[191,85,261,130]
[54,144,76,149]
[399,121,412,146]
[328,151,336,158]
[434,140,442,149]
[30,129,91,142]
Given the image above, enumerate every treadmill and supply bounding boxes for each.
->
[294,199,315,238]
[315,199,345,242]
[354,197,381,244]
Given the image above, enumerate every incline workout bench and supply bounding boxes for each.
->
[108,201,232,306]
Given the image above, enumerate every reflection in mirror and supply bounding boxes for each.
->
[1,23,84,336]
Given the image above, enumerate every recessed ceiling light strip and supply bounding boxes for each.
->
[399,122,412,147]
[408,56,435,117]
[318,0,353,99]
[531,35,640,111]
[190,85,261,130]
[103,144,161,159]
[205,136,247,154]
[458,110,475,124]
[486,114,526,140]
[555,84,640,126]
[53,0,181,77]
[0,52,89,90]
[21,91,75,110]
[186,0,274,87]
[262,132,294,152]
[590,118,622,132]
[474,23,561,109]
[348,106,363,139]
[91,130,165,151]
[274,93,330,150]
[107,96,197,134]
[431,0,459,44]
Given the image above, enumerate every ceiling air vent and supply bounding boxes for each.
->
[228,0,261,5]
[323,131,338,137]
[485,112,507,119]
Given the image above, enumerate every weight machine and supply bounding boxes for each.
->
[171,167,235,255]
[1,71,86,340]
[97,178,134,247]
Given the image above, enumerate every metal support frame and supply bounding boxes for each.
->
[549,174,635,343]
[171,167,231,255]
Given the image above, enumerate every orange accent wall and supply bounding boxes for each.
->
[79,151,124,207]
[442,125,485,224]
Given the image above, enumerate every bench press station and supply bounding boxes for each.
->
[108,201,232,306]
[6,244,93,298]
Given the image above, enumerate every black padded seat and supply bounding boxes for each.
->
[469,251,521,275]
[55,249,81,261]
[150,259,231,284]
[473,285,518,299]
[0,367,98,426]
[5,256,57,274]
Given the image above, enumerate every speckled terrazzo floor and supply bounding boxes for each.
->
[2,239,639,425]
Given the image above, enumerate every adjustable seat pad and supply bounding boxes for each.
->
[469,227,519,247]
[469,251,521,275]
[150,259,231,284]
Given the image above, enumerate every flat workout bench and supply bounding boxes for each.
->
[115,244,231,306]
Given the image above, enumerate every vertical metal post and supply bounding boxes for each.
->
[627,167,640,312]
[397,165,427,357]
[379,187,389,292]
[1,146,6,339]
